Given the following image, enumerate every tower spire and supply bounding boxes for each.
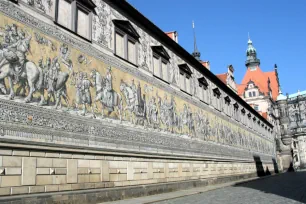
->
[192,21,201,61]
[245,34,260,69]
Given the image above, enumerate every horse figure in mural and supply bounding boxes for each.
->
[0,25,45,104]
[120,79,147,125]
[90,68,122,121]
[38,57,70,108]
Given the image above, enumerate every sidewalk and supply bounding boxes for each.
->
[101,174,279,204]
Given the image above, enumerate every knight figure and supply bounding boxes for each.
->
[0,26,31,84]
[102,66,114,110]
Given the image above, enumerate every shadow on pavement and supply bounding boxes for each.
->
[233,156,306,203]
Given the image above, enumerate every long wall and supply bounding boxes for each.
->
[0,0,276,200]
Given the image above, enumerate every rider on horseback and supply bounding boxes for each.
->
[0,28,31,84]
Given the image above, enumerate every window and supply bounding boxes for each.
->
[151,46,170,82]
[248,92,252,97]
[252,91,256,97]
[254,105,259,111]
[212,88,221,110]
[233,102,239,121]
[55,0,96,40]
[241,108,246,124]
[224,96,231,116]
[178,64,193,94]
[198,77,209,104]
[113,20,140,65]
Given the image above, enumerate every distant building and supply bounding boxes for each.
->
[276,90,306,171]
[236,38,279,127]
[215,38,279,127]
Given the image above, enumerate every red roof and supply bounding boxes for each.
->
[216,73,227,84]
[238,66,279,101]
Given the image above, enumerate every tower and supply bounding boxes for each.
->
[192,21,201,61]
[245,35,260,70]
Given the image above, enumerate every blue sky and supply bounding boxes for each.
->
[127,0,305,95]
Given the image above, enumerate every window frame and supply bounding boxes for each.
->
[198,77,209,104]
[55,0,95,41]
[152,52,169,83]
[178,64,193,95]
[114,27,138,66]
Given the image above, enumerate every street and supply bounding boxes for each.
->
[154,172,306,204]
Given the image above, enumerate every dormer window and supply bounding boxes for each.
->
[233,102,239,121]
[224,96,231,116]
[55,0,96,40]
[152,46,170,83]
[198,77,209,104]
[212,88,222,110]
[114,20,140,65]
[179,63,192,94]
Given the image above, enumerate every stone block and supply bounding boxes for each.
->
[60,153,72,158]
[30,151,45,157]
[104,182,114,188]
[110,174,118,182]
[148,162,153,179]
[95,156,105,160]
[0,187,10,196]
[3,156,21,167]
[89,174,100,183]
[72,154,84,159]
[37,168,50,175]
[22,157,36,186]
[5,168,21,175]
[67,160,77,184]
[53,159,67,168]
[78,160,89,168]
[84,183,95,189]
[90,160,100,168]
[13,150,30,156]
[78,168,89,174]
[0,149,12,156]
[11,186,29,195]
[127,162,134,181]
[45,185,58,192]
[95,182,105,188]
[59,184,71,191]
[36,175,53,185]
[55,168,67,175]
[71,183,85,190]
[53,175,66,184]
[105,156,114,161]
[45,152,60,158]
[84,155,95,160]
[101,161,109,182]
[1,176,21,187]
[78,175,89,183]
[29,186,45,193]
[37,158,52,168]
[90,168,101,174]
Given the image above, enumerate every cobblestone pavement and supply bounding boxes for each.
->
[154,172,306,204]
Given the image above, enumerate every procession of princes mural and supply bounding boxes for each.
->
[0,23,273,155]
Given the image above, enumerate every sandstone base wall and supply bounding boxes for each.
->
[0,145,275,202]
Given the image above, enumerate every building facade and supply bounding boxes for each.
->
[236,38,279,127]
[276,90,306,171]
[0,0,276,202]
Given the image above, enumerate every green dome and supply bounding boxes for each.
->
[246,39,256,56]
